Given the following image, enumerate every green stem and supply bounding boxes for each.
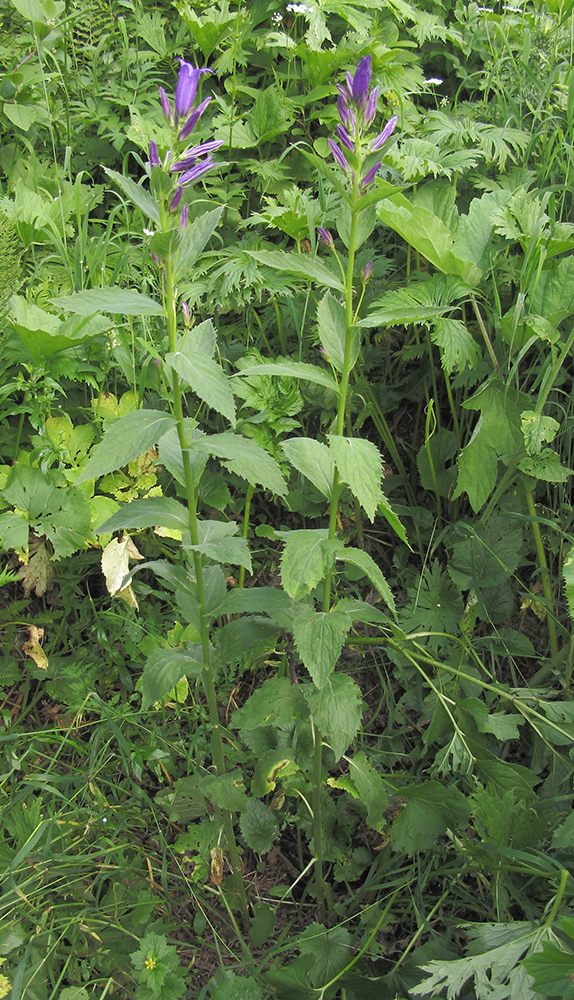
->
[312,720,327,924]
[542,868,570,930]
[163,246,249,929]
[523,482,558,658]
[238,483,255,589]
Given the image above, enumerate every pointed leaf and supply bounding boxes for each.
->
[165,350,236,426]
[328,436,382,521]
[235,359,338,392]
[247,250,344,292]
[239,798,280,854]
[174,206,223,279]
[188,519,252,571]
[104,167,160,223]
[281,437,334,498]
[77,410,175,482]
[51,287,163,316]
[278,529,337,601]
[304,673,364,761]
[337,547,396,615]
[317,292,356,373]
[97,496,189,533]
[141,644,204,709]
[191,432,287,496]
[231,676,307,730]
[293,609,351,687]
[391,781,472,854]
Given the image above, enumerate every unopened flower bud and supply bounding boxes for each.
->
[317,227,334,249]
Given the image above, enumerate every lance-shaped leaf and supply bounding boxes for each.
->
[304,673,364,761]
[174,206,223,279]
[77,410,176,482]
[293,608,351,687]
[328,751,387,831]
[281,437,334,498]
[328,435,382,521]
[336,546,396,615]
[246,250,344,292]
[97,496,190,534]
[191,432,287,497]
[51,287,164,316]
[165,350,236,426]
[234,359,338,393]
[104,167,161,224]
[317,291,356,373]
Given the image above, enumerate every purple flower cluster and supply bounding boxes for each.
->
[327,55,397,194]
[149,59,223,221]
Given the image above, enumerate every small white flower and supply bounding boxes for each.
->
[424,78,443,86]
[143,228,155,237]
[271,11,283,22]
[286,3,310,13]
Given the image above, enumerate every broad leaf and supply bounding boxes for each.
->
[328,750,387,831]
[281,437,334,498]
[78,410,175,482]
[187,520,252,571]
[191,432,287,497]
[430,317,480,374]
[165,351,236,426]
[278,529,338,601]
[141,644,204,710]
[304,673,364,761]
[174,206,223,279]
[239,798,280,854]
[391,781,472,854]
[231,676,307,730]
[293,608,351,687]
[328,435,382,521]
[200,771,249,813]
[52,287,163,316]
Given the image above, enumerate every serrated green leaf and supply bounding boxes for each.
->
[239,798,279,854]
[328,751,387,831]
[252,749,301,797]
[141,644,203,710]
[299,923,354,988]
[328,436,382,521]
[317,291,356,373]
[52,287,163,316]
[278,529,337,601]
[522,943,574,999]
[430,317,480,374]
[391,781,472,854]
[200,771,249,812]
[281,437,334,498]
[77,410,175,482]
[97,496,189,533]
[191,432,287,496]
[336,546,396,615]
[304,673,364,761]
[293,608,351,687]
[165,350,236,426]
[518,450,573,482]
[174,206,223,279]
[215,616,277,669]
[208,972,266,1000]
[187,520,252,571]
[231,676,306,730]
[235,359,338,393]
[246,250,344,292]
[104,167,160,223]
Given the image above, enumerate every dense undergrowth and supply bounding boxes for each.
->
[2,0,574,997]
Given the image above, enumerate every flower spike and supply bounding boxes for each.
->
[175,61,213,118]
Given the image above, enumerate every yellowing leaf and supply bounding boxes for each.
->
[101,532,143,609]
[22,625,49,671]
[17,540,52,596]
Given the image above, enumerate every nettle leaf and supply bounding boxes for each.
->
[430,317,480,374]
[78,410,175,482]
[317,291,357,373]
[293,608,351,687]
[165,351,236,426]
[231,676,307,730]
[328,751,387,832]
[104,167,160,223]
[247,249,345,293]
[239,798,280,854]
[141,644,204,710]
[187,520,252,572]
[391,781,472,855]
[281,437,334,498]
[336,547,396,615]
[215,616,278,670]
[304,673,364,761]
[200,771,249,813]
[328,435,383,521]
[278,529,338,601]
[51,287,163,316]
[97,496,189,534]
[191,432,287,496]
